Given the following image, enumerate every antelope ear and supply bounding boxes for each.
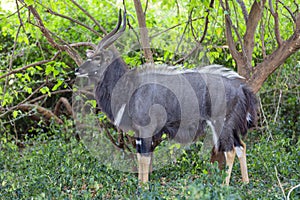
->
[86,49,95,58]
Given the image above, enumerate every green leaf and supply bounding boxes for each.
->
[40,86,50,96]
[86,100,97,108]
[26,87,32,94]
[52,79,64,91]
[24,0,34,5]
[36,66,43,71]
[45,65,54,76]
[13,110,18,118]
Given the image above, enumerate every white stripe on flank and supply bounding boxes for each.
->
[206,120,218,148]
[246,112,252,122]
[114,104,126,126]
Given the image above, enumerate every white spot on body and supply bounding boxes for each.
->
[235,146,244,158]
[136,139,142,145]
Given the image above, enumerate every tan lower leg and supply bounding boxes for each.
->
[224,149,236,185]
[137,153,151,184]
[236,141,249,183]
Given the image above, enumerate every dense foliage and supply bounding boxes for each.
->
[0,0,299,199]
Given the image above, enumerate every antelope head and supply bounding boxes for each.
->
[75,10,126,79]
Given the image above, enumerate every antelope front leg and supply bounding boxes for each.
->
[235,141,249,183]
[137,153,151,183]
[224,149,236,185]
[136,137,153,184]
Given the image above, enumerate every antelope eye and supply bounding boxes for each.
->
[93,56,101,61]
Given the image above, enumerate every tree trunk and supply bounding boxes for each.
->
[133,0,154,63]
[221,0,300,94]
[249,30,300,93]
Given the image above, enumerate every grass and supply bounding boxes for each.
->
[0,123,299,199]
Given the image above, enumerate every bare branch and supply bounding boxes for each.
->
[189,8,198,43]
[269,0,283,45]
[0,89,73,118]
[0,51,61,79]
[45,8,102,38]
[3,25,21,98]
[174,45,201,65]
[175,0,180,16]
[18,82,47,106]
[69,42,97,49]
[150,16,204,39]
[144,0,149,15]
[260,17,267,58]
[27,5,60,48]
[69,0,107,35]
[2,4,24,20]
[17,104,63,124]
[16,0,27,34]
[198,0,214,43]
[190,0,214,45]
[28,89,74,104]
[278,0,296,22]
[54,97,73,116]
[236,0,248,22]
[220,0,243,65]
[172,12,190,62]
[100,121,125,150]
[25,4,83,66]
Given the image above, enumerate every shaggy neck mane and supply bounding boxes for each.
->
[95,57,127,120]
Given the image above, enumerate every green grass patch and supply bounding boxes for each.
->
[0,126,299,199]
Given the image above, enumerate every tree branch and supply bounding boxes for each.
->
[18,82,47,106]
[190,0,213,45]
[150,16,204,39]
[45,8,102,38]
[236,0,248,22]
[69,42,97,49]
[260,17,267,58]
[69,0,107,35]
[17,104,63,124]
[4,25,21,100]
[198,0,214,43]
[242,0,266,76]
[220,0,243,66]
[54,97,73,116]
[30,89,74,104]
[0,51,61,79]
[133,0,154,63]
[249,13,300,93]
[269,0,283,45]
[0,89,73,118]
[278,0,296,23]
[24,3,83,66]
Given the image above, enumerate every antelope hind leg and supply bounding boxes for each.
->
[224,149,236,185]
[235,141,249,183]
